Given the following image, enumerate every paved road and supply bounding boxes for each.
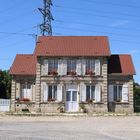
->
[0,116,140,140]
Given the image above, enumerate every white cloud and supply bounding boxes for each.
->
[110,20,129,27]
[129,50,139,55]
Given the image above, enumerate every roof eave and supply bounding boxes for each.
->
[108,73,135,76]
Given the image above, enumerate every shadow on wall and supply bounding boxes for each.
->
[108,102,116,112]
[108,55,122,74]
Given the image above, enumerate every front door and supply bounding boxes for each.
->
[65,90,79,112]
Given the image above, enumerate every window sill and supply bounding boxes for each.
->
[80,102,104,104]
[112,101,129,104]
[15,101,35,104]
[41,101,64,104]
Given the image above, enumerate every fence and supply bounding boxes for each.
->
[0,99,10,112]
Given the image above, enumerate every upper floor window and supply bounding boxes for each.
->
[86,59,95,75]
[67,59,76,75]
[48,59,58,75]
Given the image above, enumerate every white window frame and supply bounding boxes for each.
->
[113,85,123,102]
[21,83,32,100]
[67,59,76,74]
[85,59,95,75]
[48,59,58,74]
[86,85,95,101]
[48,85,57,101]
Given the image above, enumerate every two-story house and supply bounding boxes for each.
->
[10,36,135,113]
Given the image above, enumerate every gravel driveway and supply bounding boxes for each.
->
[0,116,140,140]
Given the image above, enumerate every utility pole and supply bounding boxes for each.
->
[38,0,54,36]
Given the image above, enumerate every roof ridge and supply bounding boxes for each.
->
[111,54,131,56]
[16,54,35,56]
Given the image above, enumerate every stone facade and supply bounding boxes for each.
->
[108,75,134,113]
[10,57,134,113]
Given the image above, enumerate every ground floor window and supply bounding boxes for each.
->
[21,83,32,101]
[86,85,95,101]
[48,85,57,101]
[113,85,122,102]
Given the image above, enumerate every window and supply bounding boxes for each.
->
[86,59,95,75]
[66,91,71,101]
[21,83,32,100]
[67,59,76,74]
[114,85,122,102]
[86,85,95,101]
[48,85,57,101]
[48,59,58,74]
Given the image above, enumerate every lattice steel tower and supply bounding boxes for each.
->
[38,0,54,36]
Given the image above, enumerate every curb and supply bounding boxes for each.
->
[1,112,140,117]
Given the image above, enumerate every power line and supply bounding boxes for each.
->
[54,26,140,38]
[83,0,140,9]
[0,9,36,27]
[0,25,38,40]
[53,30,140,45]
[54,20,140,32]
[0,0,28,14]
[0,36,36,49]
[54,6,140,22]
[0,32,36,37]
[54,4,140,19]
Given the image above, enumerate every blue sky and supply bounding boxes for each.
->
[0,0,140,83]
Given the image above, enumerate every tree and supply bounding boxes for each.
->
[134,82,140,112]
[0,70,11,99]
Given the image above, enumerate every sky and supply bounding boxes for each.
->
[0,0,140,83]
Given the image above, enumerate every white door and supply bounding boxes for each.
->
[65,90,79,112]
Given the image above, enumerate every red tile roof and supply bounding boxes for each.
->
[10,54,36,75]
[108,55,136,75]
[34,36,111,57]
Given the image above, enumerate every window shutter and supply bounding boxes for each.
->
[42,59,48,75]
[76,60,81,75]
[90,59,95,72]
[95,59,101,76]
[109,85,114,102]
[62,60,67,75]
[22,84,27,98]
[24,89,27,98]
[27,85,32,100]
[81,59,86,75]
[95,84,101,102]
[57,84,62,102]
[41,82,48,102]
[80,83,86,102]
[122,84,128,102]
[58,60,62,75]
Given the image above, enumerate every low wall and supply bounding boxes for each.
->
[40,103,64,113]
[80,103,108,113]
[108,102,133,113]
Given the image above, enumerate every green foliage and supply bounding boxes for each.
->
[0,70,11,99]
[134,82,140,112]
[134,82,140,99]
